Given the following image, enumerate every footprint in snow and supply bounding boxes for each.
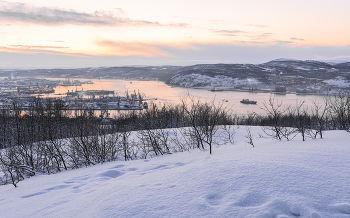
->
[331,203,350,214]
[45,185,70,191]
[206,193,223,206]
[22,191,47,198]
[234,191,266,207]
[72,183,86,189]
[153,164,168,170]
[99,170,124,178]
[289,204,310,217]
[22,185,70,198]
[111,164,125,169]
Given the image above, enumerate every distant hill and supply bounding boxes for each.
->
[1,59,350,93]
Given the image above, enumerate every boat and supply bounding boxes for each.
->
[143,101,148,109]
[240,99,257,104]
[210,88,223,92]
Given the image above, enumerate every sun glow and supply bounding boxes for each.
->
[0,0,350,68]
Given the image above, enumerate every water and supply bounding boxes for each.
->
[44,78,326,115]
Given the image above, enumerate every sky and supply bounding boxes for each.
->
[1,0,350,69]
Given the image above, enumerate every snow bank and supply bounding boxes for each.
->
[323,77,350,88]
[0,127,350,217]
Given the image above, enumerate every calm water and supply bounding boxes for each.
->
[42,78,328,115]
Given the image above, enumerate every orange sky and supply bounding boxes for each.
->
[0,0,350,68]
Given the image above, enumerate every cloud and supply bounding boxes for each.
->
[0,1,187,27]
[246,24,270,28]
[9,45,69,49]
[114,8,126,15]
[94,40,171,57]
[0,45,86,57]
[274,40,293,45]
[209,29,246,37]
[250,32,273,40]
[1,44,350,69]
[94,39,199,57]
[290,37,305,41]
[240,41,265,44]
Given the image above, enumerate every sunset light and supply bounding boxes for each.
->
[1,1,350,217]
[1,0,350,68]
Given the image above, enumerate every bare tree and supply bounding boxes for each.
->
[328,92,350,131]
[308,98,329,138]
[260,96,289,140]
[292,100,309,141]
[245,127,254,147]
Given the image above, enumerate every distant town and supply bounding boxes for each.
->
[1,59,350,97]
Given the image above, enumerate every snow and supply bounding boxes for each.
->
[170,74,260,88]
[1,127,350,217]
[273,58,298,62]
[323,76,350,88]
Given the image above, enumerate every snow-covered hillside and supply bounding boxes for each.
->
[167,59,350,92]
[323,76,350,88]
[1,127,350,217]
[170,74,260,88]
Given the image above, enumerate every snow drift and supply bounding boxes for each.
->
[0,126,350,217]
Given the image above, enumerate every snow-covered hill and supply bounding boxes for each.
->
[168,59,350,92]
[3,58,350,92]
[169,74,260,88]
[1,127,350,218]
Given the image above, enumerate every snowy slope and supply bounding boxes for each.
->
[1,127,350,218]
[169,74,260,88]
[323,76,350,88]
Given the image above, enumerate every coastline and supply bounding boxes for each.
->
[170,84,334,97]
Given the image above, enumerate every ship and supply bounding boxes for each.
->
[240,99,257,104]
[143,101,148,109]
[210,88,223,92]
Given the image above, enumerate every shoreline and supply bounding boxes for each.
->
[170,85,335,97]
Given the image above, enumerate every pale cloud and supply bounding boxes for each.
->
[246,24,270,28]
[113,8,126,15]
[240,41,265,44]
[9,45,69,49]
[0,45,86,57]
[210,29,246,34]
[209,29,246,37]
[1,44,350,69]
[290,37,305,41]
[250,32,273,40]
[94,40,171,57]
[0,1,187,27]
[274,40,294,45]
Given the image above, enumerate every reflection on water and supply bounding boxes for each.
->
[44,78,326,115]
